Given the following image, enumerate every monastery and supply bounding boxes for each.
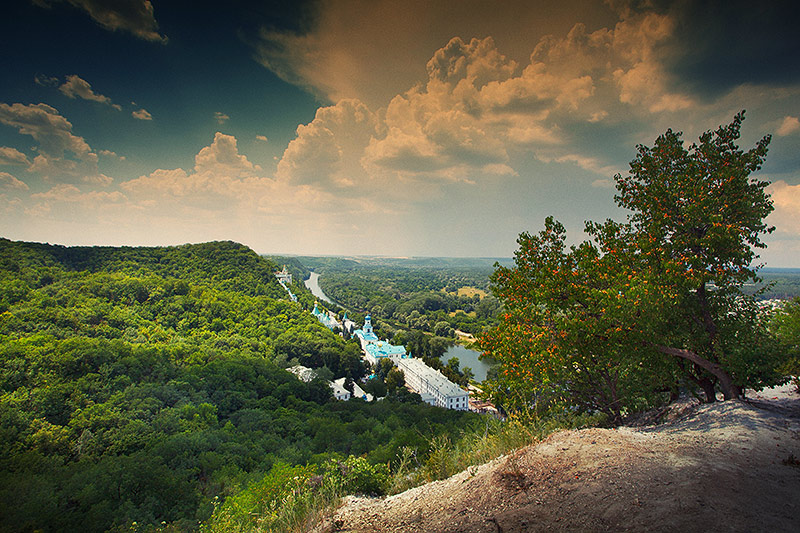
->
[279,265,470,411]
[353,315,469,411]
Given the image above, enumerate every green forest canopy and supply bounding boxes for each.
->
[0,239,478,531]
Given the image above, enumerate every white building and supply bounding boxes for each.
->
[312,302,342,330]
[351,315,468,410]
[330,379,351,401]
[333,377,374,402]
[353,314,407,365]
[396,357,469,411]
[275,265,292,284]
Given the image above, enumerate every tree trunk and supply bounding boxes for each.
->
[697,375,717,403]
[691,283,742,400]
[655,344,742,400]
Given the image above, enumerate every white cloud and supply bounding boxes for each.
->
[123,133,261,198]
[98,149,125,161]
[591,178,615,189]
[59,75,121,109]
[132,108,153,120]
[0,146,30,166]
[27,183,125,215]
[195,132,261,177]
[109,131,384,252]
[269,7,702,193]
[256,135,268,143]
[777,116,800,136]
[276,99,378,188]
[214,112,230,125]
[767,180,800,234]
[553,154,620,176]
[40,0,167,43]
[0,102,110,183]
[0,172,29,190]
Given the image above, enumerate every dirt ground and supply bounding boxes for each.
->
[314,384,800,533]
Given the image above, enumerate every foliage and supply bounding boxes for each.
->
[773,298,800,391]
[480,113,788,421]
[304,259,502,336]
[478,217,672,422]
[320,455,390,496]
[0,239,478,532]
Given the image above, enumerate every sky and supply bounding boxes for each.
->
[1,0,799,266]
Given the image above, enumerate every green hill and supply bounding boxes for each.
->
[0,240,476,532]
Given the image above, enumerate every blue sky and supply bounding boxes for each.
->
[1,0,799,266]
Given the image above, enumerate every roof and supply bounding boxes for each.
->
[364,341,406,359]
[397,358,467,398]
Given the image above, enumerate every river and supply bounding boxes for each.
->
[304,272,335,304]
[307,272,491,381]
[440,344,492,382]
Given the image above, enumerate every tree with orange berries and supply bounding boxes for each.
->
[480,113,786,419]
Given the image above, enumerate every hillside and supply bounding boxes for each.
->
[317,385,800,532]
[0,239,479,532]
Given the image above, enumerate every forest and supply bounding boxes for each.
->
[288,256,504,338]
[0,239,479,532]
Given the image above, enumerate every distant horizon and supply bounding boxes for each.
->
[4,234,796,269]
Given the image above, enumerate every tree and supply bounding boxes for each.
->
[611,111,778,401]
[385,367,405,393]
[480,113,785,419]
[479,217,670,422]
[773,298,800,391]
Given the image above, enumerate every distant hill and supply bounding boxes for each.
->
[1,238,286,298]
[300,255,514,270]
[743,267,800,299]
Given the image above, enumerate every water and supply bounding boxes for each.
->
[304,272,335,304]
[440,344,492,382]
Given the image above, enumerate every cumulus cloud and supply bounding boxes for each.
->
[591,178,615,189]
[38,0,167,43]
[553,154,620,176]
[195,132,261,177]
[214,112,230,125]
[28,183,125,215]
[254,0,619,108]
[98,149,125,160]
[268,5,702,193]
[256,0,694,119]
[0,146,30,166]
[132,108,153,120]
[256,135,268,143]
[0,102,110,183]
[111,131,383,252]
[767,180,800,234]
[777,116,800,136]
[276,99,378,188]
[123,133,261,199]
[0,172,29,191]
[59,75,121,109]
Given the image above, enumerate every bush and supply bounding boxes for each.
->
[322,455,390,496]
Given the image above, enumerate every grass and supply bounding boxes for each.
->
[201,410,605,533]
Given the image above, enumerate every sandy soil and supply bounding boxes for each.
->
[314,384,800,533]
